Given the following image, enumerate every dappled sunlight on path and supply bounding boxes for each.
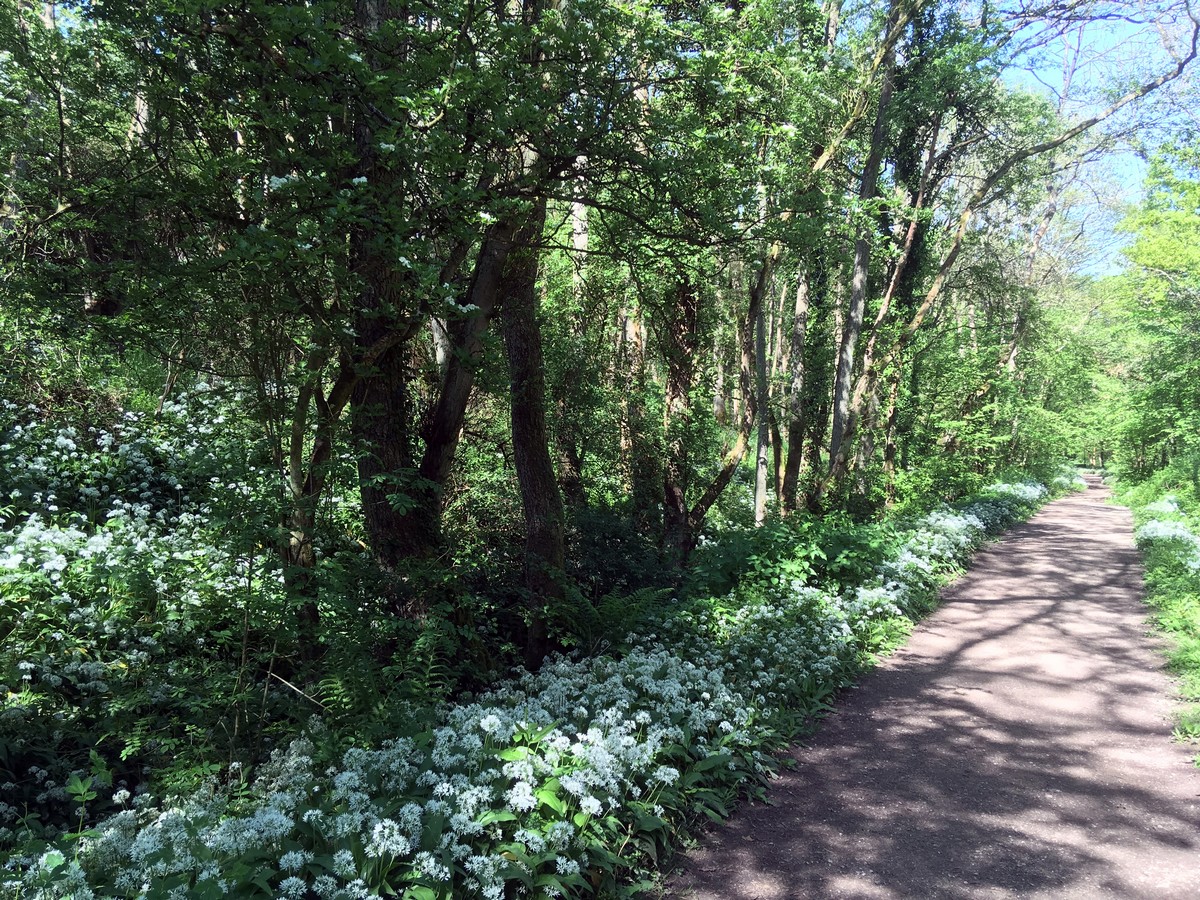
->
[668,480,1200,899]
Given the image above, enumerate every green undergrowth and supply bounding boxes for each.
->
[1124,485,1200,754]
[0,393,1082,897]
[1,472,1069,898]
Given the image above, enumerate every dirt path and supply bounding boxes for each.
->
[667,479,1200,899]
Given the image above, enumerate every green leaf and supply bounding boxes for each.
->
[477,808,517,826]
[534,870,588,891]
[525,720,560,742]
[250,873,276,894]
[535,777,566,815]
[420,810,448,851]
[690,752,732,773]
[699,803,728,823]
[66,773,97,803]
[634,812,667,834]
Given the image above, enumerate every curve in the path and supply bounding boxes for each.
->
[668,480,1200,900]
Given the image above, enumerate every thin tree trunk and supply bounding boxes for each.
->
[770,411,784,503]
[753,265,771,525]
[805,396,830,511]
[823,105,940,493]
[619,305,658,522]
[554,392,587,507]
[882,361,903,506]
[555,179,590,506]
[854,387,880,494]
[713,347,728,424]
[662,280,701,565]
[283,371,340,656]
[781,267,812,513]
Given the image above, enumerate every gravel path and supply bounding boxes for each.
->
[667,479,1200,899]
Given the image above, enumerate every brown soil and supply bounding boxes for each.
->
[666,478,1200,899]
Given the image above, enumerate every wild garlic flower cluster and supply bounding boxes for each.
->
[1143,496,1181,516]
[4,467,1051,898]
[1,392,293,846]
[1136,515,1200,572]
[1051,472,1088,493]
[985,481,1049,505]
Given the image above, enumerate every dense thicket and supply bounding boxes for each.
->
[6,0,1190,645]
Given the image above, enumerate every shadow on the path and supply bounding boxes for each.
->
[672,487,1200,900]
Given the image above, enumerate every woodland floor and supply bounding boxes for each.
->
[665,478,1200,899]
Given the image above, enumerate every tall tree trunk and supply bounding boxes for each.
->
[770,281,788,506]
[882,361,903,505]
[284,373,339,656]
[350,0,556,581]
[351,346,414,572]
[662,279,701,565]
[713,348,728,424]
[781,267,812,513]
[854,386,880,495]
[828,0,900,469]
[823,101,942,495]
[753,266,771,525]
[501,201,562,670]
[552,175,590,506]
[771,412,784,503]
[619,305,658,523]
[348,131,417,578]
[804,394,830,512]
[349,0,424,588]
[663,253,773,561]
[554,393,587,507]
[384,219,521,564]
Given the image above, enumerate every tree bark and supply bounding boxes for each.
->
[348,0,425,586]
[500,200,562,670]
[348,104,417,576]
[351,346,414,572]
[781,267,812,513]
[554,392,587,507]
[618,306,658,524]
[385,220,522,563]
[662,279,701,565]
[882,361,903,505]
[284,371,338,656]
[753,263,771,525]
[828,0,901,469]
